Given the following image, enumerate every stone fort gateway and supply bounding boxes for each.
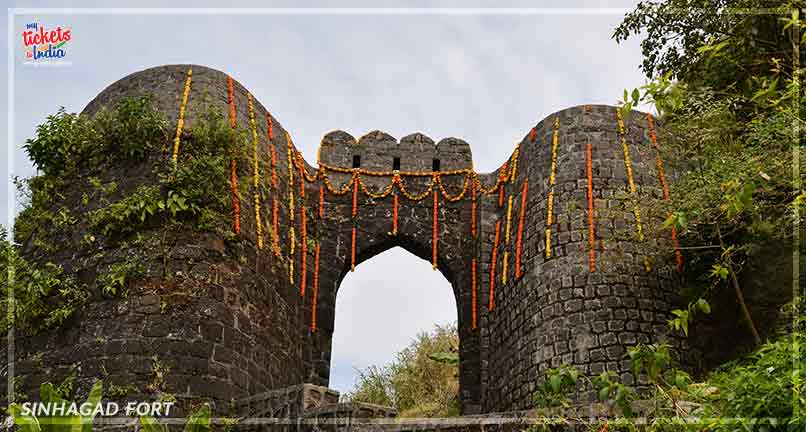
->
[8,64,702,423]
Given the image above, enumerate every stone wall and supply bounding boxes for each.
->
[3,64,692,416]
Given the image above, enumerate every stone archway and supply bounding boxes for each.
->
[300,130,486,414]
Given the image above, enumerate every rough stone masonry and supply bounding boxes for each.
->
[4,64,695,417]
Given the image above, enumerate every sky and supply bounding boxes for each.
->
[2,0,648,394]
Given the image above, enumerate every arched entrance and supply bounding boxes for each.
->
[300,130,485,414]
[329,246,458,395]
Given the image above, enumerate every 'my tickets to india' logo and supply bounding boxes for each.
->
[22,22,71,61]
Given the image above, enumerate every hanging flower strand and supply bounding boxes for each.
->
[171,67,193,167]
[432,184,438,270]
[545,117,560,258]
[227,76,241,235]
[267,113,280,256]
[392,192,399,235]
[616,108,651,272]
[586,142,596,272]
[502,195,514,285]
[311,242,320,332]
[647,113,683,271]
[286,131,296,285]
[247,94,264,250]
[515,180,528,280]
[489,220,501,310]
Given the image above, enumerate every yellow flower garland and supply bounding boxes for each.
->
[171,67,192,166]
[616,108,651,272]
[545,117,560,258]
[247,94,263,250]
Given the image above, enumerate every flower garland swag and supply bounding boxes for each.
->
[545,117,560,258]
[616,109,651,273]
[171,67,193,167]
[227,76,241,235]
[586,142,596,272]
[647,113,683,271]
[286,131,296,285]
[515,179,528,280]
[247,94,264,250]
[267,113,281,257]
[392,191,399,235]
[489,220,501,311]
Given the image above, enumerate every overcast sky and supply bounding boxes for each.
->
[2,0,647,394]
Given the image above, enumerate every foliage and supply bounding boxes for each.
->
[0,228,87,334]
[8,379,102,432]
[533,364,580,409]
[24,96,167,177]
[345,323,460,417]
[7,377,211,432]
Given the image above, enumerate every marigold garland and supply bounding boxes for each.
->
[647,113,683,271]
[545,117,560,258]
[392,192,399,235]
[351,227,357,272]
[247,94,264,250]
[489,220,501,310]
[300,208,307,296]
[616,109,651,272]
[171,67,192,166]
[471,257,477,329]
[319,185,325,219]
[502,251,509,285]
[272,198,280,256]
[586,142,596,272]
[529,127,536,143]
[508,145,520,183]
[432,187,438,270]
[352,172,359,218]
[311,243,320,332]
[471,181,477,238]
[515,180,528,279]
[287,131,296,284]
[227,76,241,235]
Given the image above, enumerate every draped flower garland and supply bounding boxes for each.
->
[171,67,193,166]
[226,76,241,235]
[616,109,651,273]
[647,113,683,271]
[247,94,264,250]
[545,117,560,258]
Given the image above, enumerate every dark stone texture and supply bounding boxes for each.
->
[3,65,695,417]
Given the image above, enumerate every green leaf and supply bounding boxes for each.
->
[696,299,711,314]
[549,374,561,393]
[139,416,168,432]
[183,404,211,432]
[8,404,42,432]
[598,386,610,402]
[631,88,640,105]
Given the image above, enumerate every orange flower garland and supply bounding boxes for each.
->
[471,181,477,238]
[471,258,477,329]
[352,172,359,218]
[545,117,560,258]
[515,180,528,279]
[616,109,651,272]
[529,127,536,143]
[300,207,307,297]
[311,243,320,332]
[319,185,325,219]
[489,220,501,310]
[171,67,192,166]
[586,142,596,272]
[647,113,683,271]
[432,186,438,270]
[247,94,264,250]
[227,76,241,235]
[351,227,357,272]
[392,192,399,235]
